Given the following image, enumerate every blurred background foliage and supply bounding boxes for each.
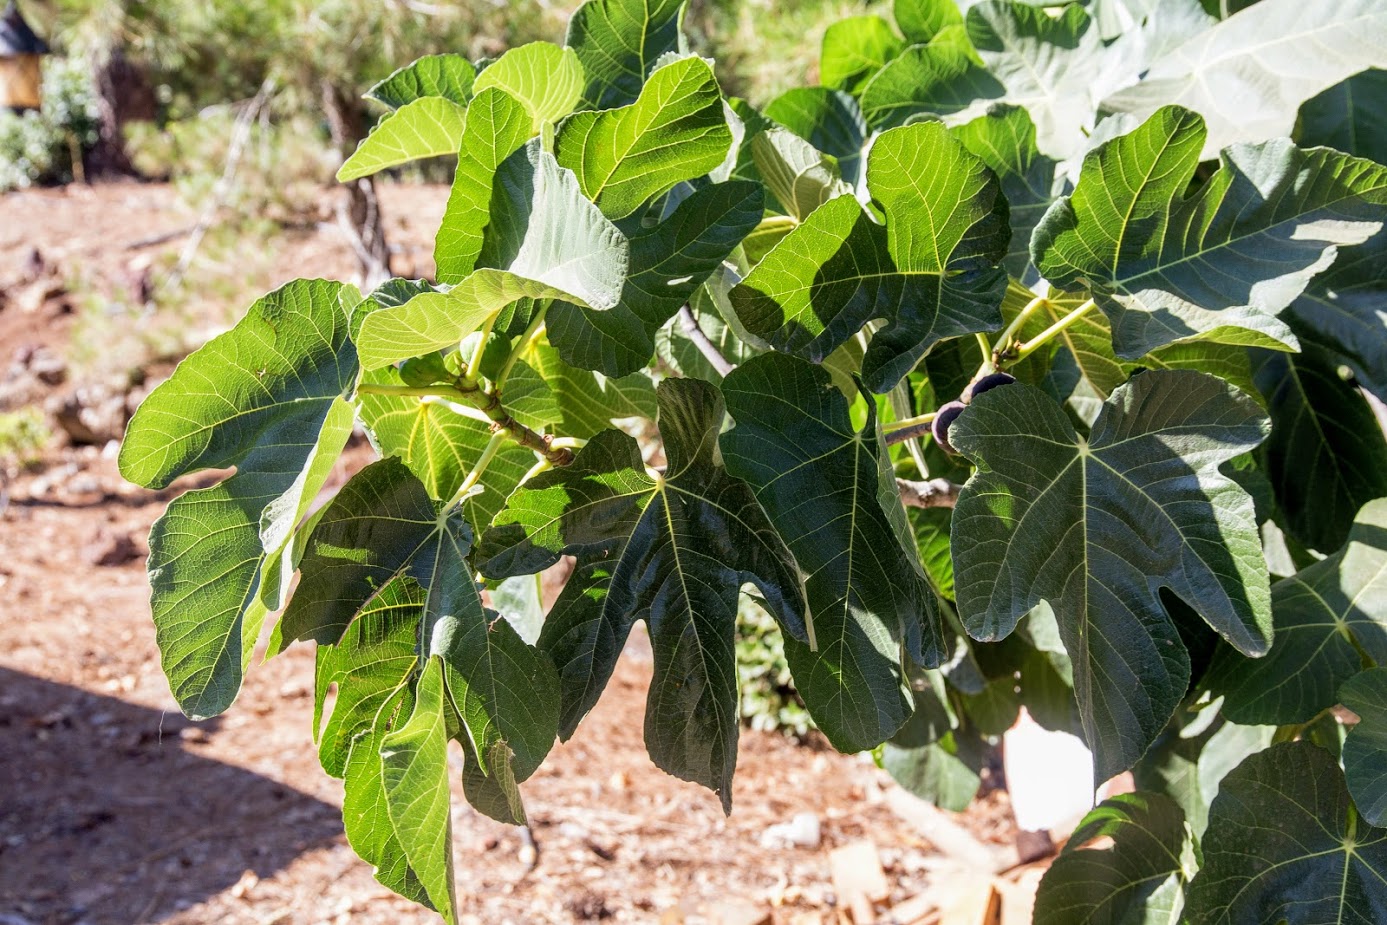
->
[2,0,868,192]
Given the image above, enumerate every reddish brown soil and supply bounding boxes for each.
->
[0,182,1021,925]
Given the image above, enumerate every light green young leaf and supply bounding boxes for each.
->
[356,366,534,529]
[477,380,809,809]
[894,0,964,44]
[1253,345,1387,553]
[859,33,1002,131]
[119,279,356,719]
[1035,295,1260,420]
[1034,793,1193,925]
[1033,106,1387,359]
[368,54,475,109]
[1185,741,1387,924]
[751,127,852,224]
[1101,0,1387,160]
[722,354,944,752]
[1207,499,1387,725]
[566,0,684,109]
[555,57,732,220]
[764,88,866,185]
[545,179,763,377]
[819,15,904,94]
[381,657,457,924]
[433,88,534,284]
[950,371,1272,779]
[949,104,1056,276]
[356,272,590,371]
[731,121,1009,393]
[314,577,423,778]
[529,343,657,439]
[473,42,584,131]
[338,97,467,182]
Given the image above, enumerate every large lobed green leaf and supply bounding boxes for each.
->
[546,179,763,377]
[731,120,1009,393]
[950,370,1272,779]
[1207,499,1387,725]
[368,54,475,109]
[1101,0,1387,160]
[278,458,559,824]
[478,379,808,810]
[1034,793,1193,925]
[566,0,684,109]
[555,56,732,221]
[1342,668,1387,827]
[119,279,358,719]
[338,97,467,182]
[472,42,584,132]
[1185,741,1387,924]
[721,353,945,752]
[1033,105,1387,359]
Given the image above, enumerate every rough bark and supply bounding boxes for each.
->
[84,46,153,179]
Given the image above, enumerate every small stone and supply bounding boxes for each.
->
[178,726,211,744]
[759,812,821,850]
[87,531,142,567]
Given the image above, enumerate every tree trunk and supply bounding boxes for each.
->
[321,80,390,288]
[84,45,153,179]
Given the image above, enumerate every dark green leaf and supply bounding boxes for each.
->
[1297,69,1387,164]
[1033,105,1387,358]
[1207,499,1387,725]
[479,380,808,809]
[949,104,1056,276]
[1185,740,1387,924]
[1284,228,1387,405]
[881,670,983,812]
[731,120,1009,393]
[764,88,867,186]
[722,353,945,751]
[1253,344,1387,553]
[546,179,763,377]
[859,34,1002,131]
[1342,668,1387,826]
[950,371,1272,778]
[1034,793,1193,925]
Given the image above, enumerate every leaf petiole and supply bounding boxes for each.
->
[494,302,550,387]
[450,429,509,507]
[1004,298,1097,365]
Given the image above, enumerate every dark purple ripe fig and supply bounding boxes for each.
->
[964,371,1016,403]
[932,400,967,455]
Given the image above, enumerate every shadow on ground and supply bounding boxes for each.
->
[0,668,342,925]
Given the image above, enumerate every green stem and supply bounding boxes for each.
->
[495,303,549,388]
[994,293,1049,356]
[355,382,574,466]
[450,429,508,507]
[973,333,994,373]
[1005,298,1097,366]
[883,410,938,445]
[464,312,500,385]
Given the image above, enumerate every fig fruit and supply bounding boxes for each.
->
[964,371,1016,403]
[932,400,967,455]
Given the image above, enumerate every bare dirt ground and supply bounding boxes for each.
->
[0,182,1029,925]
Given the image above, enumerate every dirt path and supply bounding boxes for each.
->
[0,182,1022,925]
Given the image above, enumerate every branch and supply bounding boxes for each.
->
[678,305,734,377]
[896,477,961,509]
